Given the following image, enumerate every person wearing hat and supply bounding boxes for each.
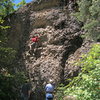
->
[45,79,55,100]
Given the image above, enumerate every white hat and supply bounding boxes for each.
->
[49,79,53,83]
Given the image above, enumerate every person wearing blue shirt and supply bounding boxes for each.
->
[45,79,55,100]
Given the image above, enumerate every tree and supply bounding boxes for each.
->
[0,0,27,17]
[75,0,100,41]
[16,0,26,8]
[56,44,100,100]
[0,1,27,99]
[0,0,15,17]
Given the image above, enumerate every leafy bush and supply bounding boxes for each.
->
[16,0,26,9]
[0,72,27,100]
[75,0,100,41]
[0,10,27,100]
[0,0,15,17]
[56,44,100,100]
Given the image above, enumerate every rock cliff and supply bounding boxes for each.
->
[5,0,93,99]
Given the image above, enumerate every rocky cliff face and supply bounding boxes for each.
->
[5,0,92,99]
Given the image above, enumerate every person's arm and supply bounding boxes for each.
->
[28,90,31,99]
[27,83,32,99]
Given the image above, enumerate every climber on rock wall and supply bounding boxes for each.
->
[29,35,39,55]
[45,79,55,100]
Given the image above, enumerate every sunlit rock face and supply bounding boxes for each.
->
[5,0,93,99]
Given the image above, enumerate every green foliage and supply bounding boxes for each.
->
[0,0,27,18]
[0,9,27,99]
[16,0,26,9]
[55,84,65,100]
[79,44,100,72]
[0,19,16,68]
[75,0,100,41]
[56,44,100,100]
[0,72,27,100]
[0,0,15,17]
[0,47,16,68]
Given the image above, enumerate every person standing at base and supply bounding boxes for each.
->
[45,79,55,100]
[20,81,32,100]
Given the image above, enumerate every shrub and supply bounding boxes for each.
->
[56,44,100,100]
[75,0,100,41]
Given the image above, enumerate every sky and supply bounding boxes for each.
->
[14,0,33,4]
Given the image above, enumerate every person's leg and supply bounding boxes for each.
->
[46,93,53,100]
[29,42,36,55]
[46,93,48,100]
[46,94,47,100]
[48,99,53,100]
[24,96,28,100]
[31,42,36,50]
[20,93,24,100]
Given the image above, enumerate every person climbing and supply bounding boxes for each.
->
[20,81,32,100]
[45,79,55,100]
[29,35,39,55]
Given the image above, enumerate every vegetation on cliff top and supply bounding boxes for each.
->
[0,0,26,17]
[75,0,100,41]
